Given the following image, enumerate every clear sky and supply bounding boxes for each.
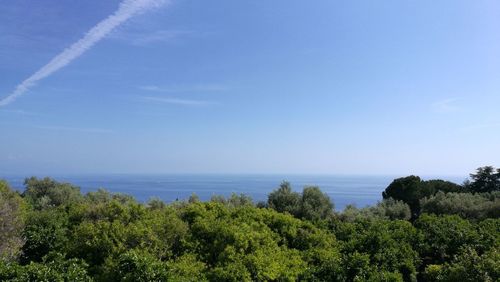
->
[1,0,499,176]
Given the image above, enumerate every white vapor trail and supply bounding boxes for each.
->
[0,0,167,107]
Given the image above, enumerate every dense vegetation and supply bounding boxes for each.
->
[0,166,499,281]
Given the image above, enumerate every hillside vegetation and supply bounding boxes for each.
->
[0,166,499,281]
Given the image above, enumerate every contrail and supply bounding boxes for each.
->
[0,0,167,106]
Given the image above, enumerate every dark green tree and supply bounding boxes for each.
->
[383,176,461,218]
[465,166,500,193]
[383,176,426,217]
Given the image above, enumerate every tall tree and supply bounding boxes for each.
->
[383,176,461,218]
[267,181,301,216]
[466,166,500,193]
[300,186,334,221]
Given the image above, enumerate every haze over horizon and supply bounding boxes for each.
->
[1,0,499,176]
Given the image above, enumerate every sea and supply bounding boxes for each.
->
[2,174,465,210]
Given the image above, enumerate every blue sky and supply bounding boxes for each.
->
[1,0,499,176]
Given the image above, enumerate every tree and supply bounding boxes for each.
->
[383,176,426,217]
[0,180,26,262]
[337,219,420,281]
[424,247,499,282]
[466,166,500,193]
[23,177,83,209]
[4,175,499,281]
[0,253,92,282]
[267,181,301,216]
[84,188,135,205]
[183,202,308,281]
[375,198,412,220]
[339,199,411,222]
[300,186,334,221]
[208,193,254,208]
[21,209,69,263]
[420,191,500,220]
[188,193,200,203]
[166,254,208,282]
[118,249,169,282]
[268,182,334,221]
[146,197,165,210]
[383,176,461,218]
[227,193,253,208]
[414,214,480,265]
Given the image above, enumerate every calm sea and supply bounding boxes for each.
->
[2,174,465,210]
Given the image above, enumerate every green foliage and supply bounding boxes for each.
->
[21,208,69,263]
[300,186,334,221]
[337,219,420,281]
[264,212,341,281]
[340,198,411,222]
[383,176,428,218]
[424,247,499,282]
[146,197,166,210]
[421,191,500,220]
[188,193,200,203]
[414,214,481,265]
[0,253,92,282]
[1,170,499,281]
[465,166,500,193]
[476,218,500,253]
[68,201,188,278]
[267,181,302,216]
[376,198,412,220]
[23,177,83,210]
[182,203,309,281]
[227,193,253,208]
[84,188,135,205]
[0,181,26,262]
[383,176,462,217]
[425,180,463,194]
[268,182,334,221]
[209,193,254,208]
[117,249,169,282]
[166,253,207,282]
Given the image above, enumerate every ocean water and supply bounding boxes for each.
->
[2,174,465,210]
